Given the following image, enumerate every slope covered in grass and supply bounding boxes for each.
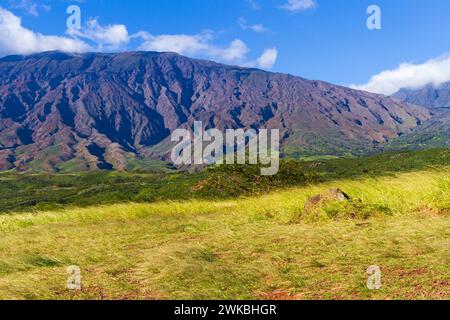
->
[0,162,448,300]
[0,149,448,213]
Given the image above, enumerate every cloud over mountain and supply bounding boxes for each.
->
[67,18,130,49]
[137,32,250,63]
[0,6,278,70]
[0,7,91,56]
[351,55,450,95]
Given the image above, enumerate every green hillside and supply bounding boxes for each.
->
[0,149,448,213]
[0,149,448,299]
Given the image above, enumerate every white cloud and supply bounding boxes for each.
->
[139,31,277,69]
[351,55,450,95]
[238,17,267,33]
[138,32,249,63]
[0,7,278,70]
[242,47,278,70]
[138,33,210,56]
[215,39,249,62]
[67,18,129,49]
[250,24,266,32]
[0,7,91,56]
[256,48,278,69]
[281,0,316,12]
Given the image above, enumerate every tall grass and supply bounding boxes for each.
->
[0,154,448,300]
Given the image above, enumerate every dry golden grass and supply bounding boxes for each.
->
[0,167,448,300]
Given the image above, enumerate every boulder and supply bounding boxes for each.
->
[304,188,351,212]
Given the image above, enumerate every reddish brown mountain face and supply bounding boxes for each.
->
[0,51,430,172]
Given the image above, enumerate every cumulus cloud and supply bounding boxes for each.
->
[0,7,91,56]
[351,55,450,95]
[216,39,249,61]
[256,48,278,69]
[138,32,250,63]
[67,18,129,49]
[242,48,278,69]
[138,32,210,56]
[0,7,278,70]
[281,0,316,12]
[138,31,277,69]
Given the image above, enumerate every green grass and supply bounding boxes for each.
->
[0,153,448,299]
[123,156,175,173]
[191,148,450,198]
[0,171,204,213]
[0,148,448,213]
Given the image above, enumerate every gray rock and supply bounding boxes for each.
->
[304,188,351,212]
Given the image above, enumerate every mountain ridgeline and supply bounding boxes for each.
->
[391,82,450,149]
[0,51,431,172]
[393,81,450,109]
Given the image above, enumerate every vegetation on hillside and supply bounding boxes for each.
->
[0,149,448,213]
[0,155,448,299]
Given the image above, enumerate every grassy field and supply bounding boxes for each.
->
[0,149,448,300]
[0,149,448,212]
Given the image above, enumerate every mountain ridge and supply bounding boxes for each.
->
[393,81,450,109]
[0,51,430,172]
[390,82,450,149]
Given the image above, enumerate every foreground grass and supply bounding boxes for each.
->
[0,166,448,300]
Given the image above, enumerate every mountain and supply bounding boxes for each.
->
[384,110,449,150]
[391,83,450,149]
[393,82,450,109]
[0,51,430,172]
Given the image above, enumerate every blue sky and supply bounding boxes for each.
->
[1,0,450,94]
